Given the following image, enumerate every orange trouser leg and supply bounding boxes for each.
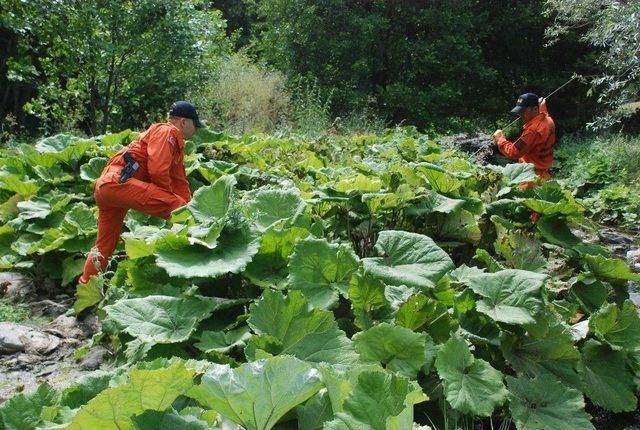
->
[78,178,186,284]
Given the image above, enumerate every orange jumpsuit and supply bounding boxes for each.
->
[79,122,191,284]
[496,100,556,185]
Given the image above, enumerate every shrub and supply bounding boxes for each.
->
[190,52,290,134]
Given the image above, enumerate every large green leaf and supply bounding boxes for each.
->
[589,300,640,351]
[323,370,426,430]
[435,335,507,417]
[395,293,457,343]
[154,227,260,279]
[584,254,640,282]
[68,361,195,430]
[296,390,334,430]
[463,269,546,325]
[186,175,235,223]
[247,289,359,366]
[104,295,217,344]
[501,314,581,387]
[353,323,426,378]
[405,190,465,216]
[188,356,322,430]
[74,276,104,313]
[244,226,309,288]
[502,163,537,185]
[132,410,208,430]
[0,383,60,430]
[507,376,594,430]
[577,339,637,412]
[194,326,252,354]
[332,174,382,193]
[241,188,306,232]
[416,163,463,194]
[288,237,360,309]
[363,230,454,290]
[348,272,391,330]
[80,157,108,181]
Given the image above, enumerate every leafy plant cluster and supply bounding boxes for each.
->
[1,127,640,429]
[554,134,640,230]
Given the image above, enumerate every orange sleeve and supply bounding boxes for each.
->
[539,98,548,114]
[147,127,175,192]
[172,163,191,203]
[497,128,539,160]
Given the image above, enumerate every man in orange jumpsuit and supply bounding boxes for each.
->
[493,92,556,186]
[78,101,203,284]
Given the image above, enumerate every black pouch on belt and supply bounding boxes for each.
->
[119,152,139,184]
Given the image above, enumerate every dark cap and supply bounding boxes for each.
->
[511,93,539,114]
[169,101,204,128]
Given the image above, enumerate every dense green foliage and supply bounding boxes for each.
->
[3,0,629,137]
[554,134,640,230]
[0,0,230,135]
[546,0,640,128]
[1,128,639,428]
[246,0,601,131]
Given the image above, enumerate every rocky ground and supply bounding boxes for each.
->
[0,273,109,401]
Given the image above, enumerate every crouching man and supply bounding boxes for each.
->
[78,101,203,284]
[493,92,556,188]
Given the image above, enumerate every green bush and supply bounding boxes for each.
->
[190,52,290,134]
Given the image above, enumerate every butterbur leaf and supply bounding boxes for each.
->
[395,293,457,343]
[578,339,637,412]
[584,254,640,282]
[463,269,546,325]
[244,226,309,288]
[507,376,594,430]
[589,300,640,351]
[195,326,252,354]
[324,370,426,430]
[353,323,426,378]
[186,175,235,223]
[502,163,537,185]
[288,237,359,309]
[241,188,306,232]
[501,314,580,388]
[247,290,359,366]
[435,335,507,416]
[132,410,208,430]
[73,276,104,313]
[104,295,216,344]
[187,356,322,430]
[80,157,108,181]
[61,371,114,409]
[332,174,382,193]
[405,190,465,216]
[0,383,60,430]
[154,227,260,279]
[68,361,195,430]
[296,390,334,430]
[363,230,454,290]
[348,272,391,330]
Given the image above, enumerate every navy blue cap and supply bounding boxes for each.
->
[169,101,204,128]
[511,93,539,114]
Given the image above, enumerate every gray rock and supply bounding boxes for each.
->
[45,315,84,339]
[0,322,60,355]
[0,272,33,299]
[78,345,108,370]
[627,248,640,273]
[598,229,634,245]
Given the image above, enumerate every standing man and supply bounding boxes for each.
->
[493,93,556,186]
[78,101,203,284]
